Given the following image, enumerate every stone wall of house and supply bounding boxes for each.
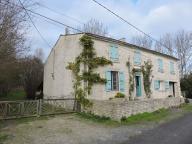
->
[86,97,184,121]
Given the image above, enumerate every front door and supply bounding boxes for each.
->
[135,75,142,97]
[169,82,175,97]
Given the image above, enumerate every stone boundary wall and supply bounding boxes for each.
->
[86,97,184,121]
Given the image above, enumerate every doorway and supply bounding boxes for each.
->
[169,82,175,97]
[135,75,142,97]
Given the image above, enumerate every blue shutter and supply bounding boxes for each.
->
[134,51,141,65]
[154,80,160,90]
[110,45,118,61]
[165,81,169,90]
[105,71,111,91]
[119,72,125,92]
[158,59,163,72]
[170,62,174,74]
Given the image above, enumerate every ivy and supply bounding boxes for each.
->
[126,60,153,99]
[126,61,134,100]
[66,35,112,108]
[141,61,153,98]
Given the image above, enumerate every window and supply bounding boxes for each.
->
[170,62,175,74]
[134,50,141,65]
[105,71,125,92]
[154,80,160,90]
[157,59,163,73]
[109,44,119,61]
[164,81,169,90]
[111,71,119,91]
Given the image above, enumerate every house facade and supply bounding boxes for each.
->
[43,33,181,100]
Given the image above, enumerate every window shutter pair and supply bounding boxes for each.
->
[134,51,141,65]
[110,45,118,61]
[105,71,125,92]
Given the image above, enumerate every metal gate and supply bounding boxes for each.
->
[0,99,76,120]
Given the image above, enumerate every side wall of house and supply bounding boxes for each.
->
[89,38,180,100]
[43,34,83,99]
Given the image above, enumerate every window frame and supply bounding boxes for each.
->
[111,71,119,91]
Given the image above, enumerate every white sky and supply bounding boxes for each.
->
[26,0,192,59]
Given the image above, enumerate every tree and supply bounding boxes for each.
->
[154,30,192,77]
[131,35,153,49]
[35,48,45,62]
[0,0,37,97]
[155,33,174,56]
[20,55,44,99]
[81,19,108,36]
[180,73,192,98]
[175,30,192,77]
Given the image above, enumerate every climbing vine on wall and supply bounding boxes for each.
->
[141,60,153,98]
[66,35,112,108]
[126,61,135,100]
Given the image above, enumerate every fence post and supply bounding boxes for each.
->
[39,99,42,116]
[4,103,8,119]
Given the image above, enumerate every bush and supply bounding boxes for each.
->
[115,92,125,98]
[121,116,127,122]
[185,98,190,103]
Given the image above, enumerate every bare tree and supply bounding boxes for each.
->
[131,35,153,49]
[81,19,108,36]
[175,30,192,77]
[0,0,36,96]
[34,48,45,62]
[20,56,43,99]
[154,33,174,56]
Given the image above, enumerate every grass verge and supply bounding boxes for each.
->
[121,108,170,124]
[76,112,119,126]
[0,133,9,144]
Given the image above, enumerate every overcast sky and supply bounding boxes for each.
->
[27,0,192,58]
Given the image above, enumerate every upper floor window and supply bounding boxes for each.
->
[134,50,141,65]
[170,62,175,74]
[109,44,119,61]
[157,59,163,73]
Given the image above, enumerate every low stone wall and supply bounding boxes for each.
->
[86,97,184,121]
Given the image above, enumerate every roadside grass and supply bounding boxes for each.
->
[121,108,170,124]
[0,133,9,144]
[76,112,119,126]
[0,89,26,101]
[180,103,192,112]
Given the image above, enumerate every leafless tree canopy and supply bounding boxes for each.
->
[81,19,108,36]
[0,0,38,97]
[131,35,153,49]
[20,55,44,99]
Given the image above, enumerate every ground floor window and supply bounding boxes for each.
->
[105,71,125,92]
[111,71,119,91]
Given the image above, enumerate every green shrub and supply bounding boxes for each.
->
[115,92,125,98]
[121,116,127,122]
[185,98,190,103]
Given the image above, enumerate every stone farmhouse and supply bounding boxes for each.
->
[43,33,181,101]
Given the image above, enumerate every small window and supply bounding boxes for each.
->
[134,51,141,65]
[170,62,175,74]
[157,59,163,73]
[109,45,119,61]
[111,71,119,91]
[154,80,160,90]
